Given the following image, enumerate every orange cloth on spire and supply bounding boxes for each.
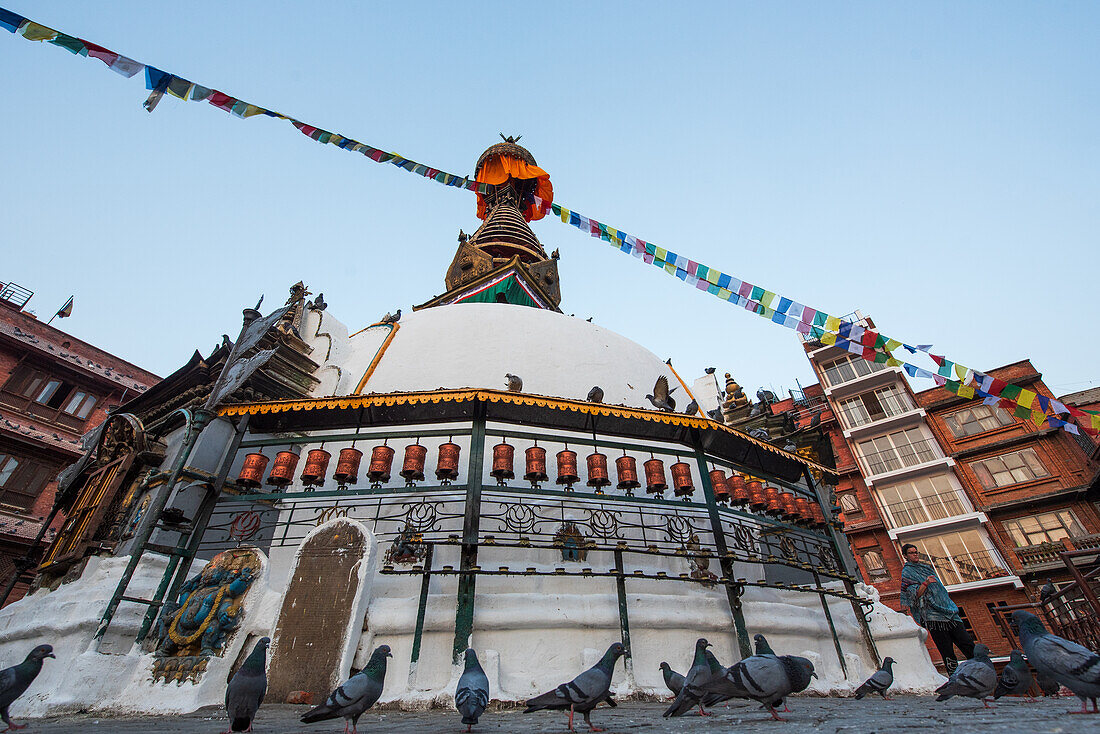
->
[476,154,554,222]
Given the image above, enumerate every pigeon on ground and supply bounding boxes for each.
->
[700,653,817,721]
[1037,670,1061,697]
[934,643,997,707]
[993,650,1034,702]
[380,309,401,324]
[663,638,716,717]
[683,399,699,416]
[659,662,685,697]
[301,644,391,734]
[524,642,626,732]
[1039,579,1057,604]
[854,657,895,700]
[645,376,677,412]
[455,648,489,732]
[225,637,269,733]
[0,644,54,732]
[587,386,604,404]
[1013,609,1100,713]
[505,373,523,392]
[754,633,777,657]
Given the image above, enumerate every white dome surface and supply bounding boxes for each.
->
[335,303,678,410]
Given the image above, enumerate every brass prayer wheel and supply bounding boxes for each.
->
[333,447,363,486]
[556,449,580,487]
[524,446,548,484]
[237,452,269,489]
[400,443,427,482]
[368,445,395,483]
[795,497,814,525]
[728,473,750,506]
[615,455,640,492]
[644,458,667,495]
[435,442,461,482]
[670,461,694,498]
[586,452,611,491]
[300,448,331,488]
[764,485,783,515]
[491,442,515,482]
[709,469,729,503]
[810,503,827,528]
[266,450,299,488]
[780,491,800,520]
[747,480,767,511]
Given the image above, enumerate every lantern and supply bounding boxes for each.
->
[586,452,611,493]
[616,455,640,495]
[728,473,750,507]
[334,447,363,487]
[644,458,667,496]
[490,442,515,484]
[436,442,461,483]
[747,480,767,511]
[300,448,331,488]
[237,453,269,489]
[764,485,784,515]
[780,491,800,521]
[266,451,298,488]
[556,449,580,489]
[524,446,548,486]
[670,461,694,499]
[400,443,427,484]
[709,469,729,503]
[368,445,395,484]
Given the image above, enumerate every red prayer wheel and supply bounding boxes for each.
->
[266,451,299,488]
[670,461,694,498]
[525,446,548,484]
[764,485,783,515]
[556,449,580,487]
[400,443,427,482]
[237,453,269,489]
[780,491,800,521]
[709,469,729,503]
[490,442,515,482]
[747,480,767,511]
[644,458,667,495]
[368,445,395,483]
[616,455,640,492]
[586,452,611,491]
[436,442,461,482]
[300,448,331,488]
[810,503,827,528]
[795,497,814,525]
[334,447,363,486]
[728,473,750,506]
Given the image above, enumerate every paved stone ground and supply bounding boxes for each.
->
[14,696,1098,733]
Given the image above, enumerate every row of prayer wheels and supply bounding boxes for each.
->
[708,470,827,527]
[236,441,463,490]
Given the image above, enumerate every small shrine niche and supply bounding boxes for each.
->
[384,526,426,566]
[555,521,587,562]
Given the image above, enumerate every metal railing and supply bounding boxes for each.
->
[881,491,967,528]
[927,548,1010,586]
[1015,534,1100,571]
[0,281,32,310]
[859,438,941,476]
[838,395,915,429]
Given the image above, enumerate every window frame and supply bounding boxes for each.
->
[944,403,1014,439]
[1002,509,1086,547]
[0,361,102,430]
[0,449,58,511]
[971,448,1050,490]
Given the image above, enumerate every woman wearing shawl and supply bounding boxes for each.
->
[898,543,975,672]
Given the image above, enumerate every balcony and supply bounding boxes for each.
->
[859,438,943,477]
[1016,534,1100,574]
[928,548,1012,587]
[881,491,968,529]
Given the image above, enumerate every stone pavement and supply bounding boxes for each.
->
[15,696,1097,733]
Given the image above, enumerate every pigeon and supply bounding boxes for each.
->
[645,376,677,412]
[705,407,724,423]
[1039,579,1057,604]
[705,367,716,374]
[659,662,685,697]
[587,386,604,404]
[455,649,490,732]
[524,642,626,732]
[993,650,1034,702]
[683,399,699,416]
[0,644,54,732]
[754,633,777,657]
[701,654,817,721]
[1037,670,1061,697]
[854,657,895,700]
[663,638,715,717]
[301,644,391,734]
[934,643,997,707]
[225,637,269,732]
[505,373,523,392]
[1013,609,1100,713]
[380,309,401,324]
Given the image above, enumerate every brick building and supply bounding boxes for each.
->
[0,280,159,603]
[799,315,1100,664]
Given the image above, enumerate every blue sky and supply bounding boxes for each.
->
[2,2,1097,400]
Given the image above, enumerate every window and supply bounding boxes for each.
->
[910,529,1007,586]
[876,474,969,528]
[1,363,100,429]
[971,449,1049,489]
[839,493,863,516]
[944,404,1013,438]
[837,385,915,429]
[856,427,940,475]
[0,450,56,511]
[1002,510,1086,547]
[820,354,887,388]
[860,549,888,580]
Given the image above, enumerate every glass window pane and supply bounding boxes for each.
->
[63,390,87,414]
[35,379,61,404]
[75,395,96,419]
[0,455,17,486]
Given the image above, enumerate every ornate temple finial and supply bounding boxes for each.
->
[254,295,264,310]
[499,133,522,143]
[458,229,468,244]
